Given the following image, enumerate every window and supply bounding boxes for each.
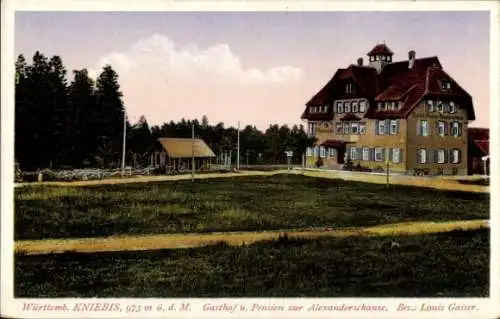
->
[307,147,313,157]
[359,101,366,113]
[313,146,319,157]
[343,122,350,134]
[345,102,351,113]
[378,102,384,110]
[363,148,370,161]
[440,80,451,90]
[427,100,434,112]
[337,101,344,113]
[390,120,399,135]
[308,122,317,135]
[375,148,384,162]
[370,56,374,62]
[417,149,427,164]
[392,148,401,163]
[437,149,446,164]
[451,149,461,164]
[351,122,359,134]
[449,101,456,114]
[352,101,358,113]
[336,123,343,134]
[451,122,461,137]
[328,148,336,158]
[320,146,326,158]
[359,123,366,134]
[346,83,354,93]
[386,101,396,110]
[418,120,429,136]
[378,120,386,135]
[437,101,444,113]
[437,121,446,136]
[350,147,357,160]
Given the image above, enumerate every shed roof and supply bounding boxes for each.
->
[158,138,216,158]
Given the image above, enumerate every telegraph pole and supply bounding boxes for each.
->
[121,109,127,177]
[191,123,195,182]
[237,121,240,170]
[385,148,389,188]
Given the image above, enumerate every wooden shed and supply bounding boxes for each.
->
[150,138,216,173]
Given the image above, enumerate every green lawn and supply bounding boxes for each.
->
[15,228,489,297]
[15,174,490,240]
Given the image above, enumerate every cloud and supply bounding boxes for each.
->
[95,34,302,85]
[90,33,306,129]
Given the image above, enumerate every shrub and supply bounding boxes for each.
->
[315,157,324,168]
[343,158,354,171]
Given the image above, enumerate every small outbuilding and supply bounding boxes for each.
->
[150,138,216,173]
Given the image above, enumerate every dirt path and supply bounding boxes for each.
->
[15,169,488,193]
[16,219,488,256]
[14,170,285,187]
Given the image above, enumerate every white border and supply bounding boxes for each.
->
[2,1,499,319]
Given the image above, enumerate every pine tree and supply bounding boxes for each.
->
[67,68,98,167]
[46,55,69,167]
[95,65,126,167]
[15,54,29,169]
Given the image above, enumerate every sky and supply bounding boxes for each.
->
[15,11,490,130]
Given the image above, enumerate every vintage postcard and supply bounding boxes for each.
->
[1,0,499,318]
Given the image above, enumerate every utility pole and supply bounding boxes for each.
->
[121,109,127,177]
[237,121,240,170]
[385,148,389,188]
[191,123,195,182]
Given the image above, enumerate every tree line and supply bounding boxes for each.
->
[15,52,315,171]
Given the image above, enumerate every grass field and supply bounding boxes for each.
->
[15,174,490,240]
[15,228,489,298]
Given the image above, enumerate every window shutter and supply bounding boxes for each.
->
[396,120,400,134]
[399,148,403,163]
[443,149,449,163]
[385,119,390,134]
[458,149,462,163]
[357,147,362,160]
[381,148,386,162]
[375,120,379,135]
[417,121,421,136]
[458,123,462,136]
[429,149,434,164]
[388,148,393,162]
[444,122,449,135]
[370,148,375,161]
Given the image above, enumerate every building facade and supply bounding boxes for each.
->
[301,44,475,176]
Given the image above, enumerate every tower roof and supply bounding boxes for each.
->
[367,43,394,56]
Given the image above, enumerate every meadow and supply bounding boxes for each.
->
[15,228,489,298]
[15,174,490,240]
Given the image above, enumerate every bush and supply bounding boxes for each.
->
[372,165,385,173]
[315,157,324,168]
[343,159,354,171]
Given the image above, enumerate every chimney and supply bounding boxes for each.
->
[408,50,416,69]
[357,58,363,66]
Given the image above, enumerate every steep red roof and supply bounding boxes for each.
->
[474,141,489,156]
[367,44,394,56]
[468,128,489,140]
[302,46,475,121]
